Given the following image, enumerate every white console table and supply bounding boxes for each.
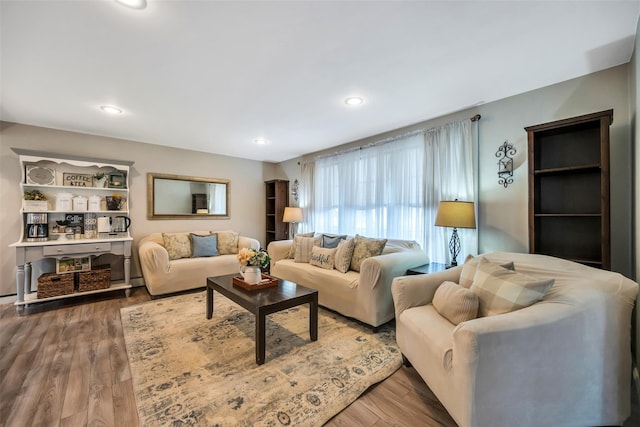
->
[10,235,133,313]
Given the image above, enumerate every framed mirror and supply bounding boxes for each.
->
[147,173,230,219]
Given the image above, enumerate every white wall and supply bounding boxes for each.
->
[0,123,279,296]
[280,64,634,277]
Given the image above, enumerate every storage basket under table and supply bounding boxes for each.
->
[37,272,75,298]
[78,265,111,292]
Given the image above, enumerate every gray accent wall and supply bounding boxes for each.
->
[0,123,277,297]
[281,64,634,278]
[0,65,635,299]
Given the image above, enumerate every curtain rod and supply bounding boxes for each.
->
[312,114,481,162]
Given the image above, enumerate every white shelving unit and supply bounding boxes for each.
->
[10,148,135,314]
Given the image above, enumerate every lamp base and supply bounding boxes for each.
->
[448,228,461,268]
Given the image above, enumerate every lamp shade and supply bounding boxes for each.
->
[435,201,476,229]
[283,207,303,223]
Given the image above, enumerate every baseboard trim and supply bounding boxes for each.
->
[0,295,16,306]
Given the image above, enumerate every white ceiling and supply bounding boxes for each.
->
[2,1,639,163]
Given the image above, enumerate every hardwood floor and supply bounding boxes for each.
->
[1,288,638,427]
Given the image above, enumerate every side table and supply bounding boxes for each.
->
[406,263,448,275]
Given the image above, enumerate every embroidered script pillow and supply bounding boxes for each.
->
[309,246,337,270]
[294,235,322,263]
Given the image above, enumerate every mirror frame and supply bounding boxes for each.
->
[147,172,230,220]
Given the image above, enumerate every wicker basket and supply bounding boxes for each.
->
[78,265,111,292]
[37,272,75,298]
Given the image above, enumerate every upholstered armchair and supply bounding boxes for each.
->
[392,251,639,427]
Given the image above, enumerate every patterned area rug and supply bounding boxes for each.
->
[120,291,402,426]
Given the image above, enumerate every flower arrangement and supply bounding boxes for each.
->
[24,189,47,200]
[237,248,271,268]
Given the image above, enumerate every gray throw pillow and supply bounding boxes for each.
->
[322,234,347,249]
[191,233,219,257]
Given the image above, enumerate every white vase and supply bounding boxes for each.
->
[240,265,262,284]
[94,177,107,188]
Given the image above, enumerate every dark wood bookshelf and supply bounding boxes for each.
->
[265,180,289,247]
[526,109,612,270]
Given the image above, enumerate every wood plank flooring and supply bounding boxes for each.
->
[1,288,638,427]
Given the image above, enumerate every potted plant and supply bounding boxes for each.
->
[237,248,271,284]
[23,190,48,211]
[93,173,107,188]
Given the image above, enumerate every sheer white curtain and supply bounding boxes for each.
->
[207,183,226,214]
[301,118,476,263]
[423,120,476,264]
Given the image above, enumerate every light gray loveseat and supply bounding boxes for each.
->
[268,236,429,328]
[392,251,639,427]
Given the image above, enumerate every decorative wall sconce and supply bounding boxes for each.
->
[496,141,516,188]
[291,179,299,202]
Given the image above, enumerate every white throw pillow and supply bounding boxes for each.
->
[432,281,479,325]
[334,238,355,273]
[288,232,315,259]
[294,236,322,263]
[470,257,554,317]
[459,254,515,288]
[309,246,337,270]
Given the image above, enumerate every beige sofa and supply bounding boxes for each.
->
[268,237,429,328]
[138,231,260,296]
[392,251,639,427]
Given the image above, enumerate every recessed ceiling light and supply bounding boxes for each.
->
[344,96,364,106]
[115,0,147,9]
[253,138,269,145]
[100,105,123,114]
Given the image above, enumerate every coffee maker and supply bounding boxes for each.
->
[25,213,49,242]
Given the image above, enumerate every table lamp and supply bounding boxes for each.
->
[283,207,303,238]
[434,200,476,267]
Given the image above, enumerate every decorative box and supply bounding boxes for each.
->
[22,200,48,212]
[56,256,91,274]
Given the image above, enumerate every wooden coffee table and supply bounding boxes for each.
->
[206,274,318,365]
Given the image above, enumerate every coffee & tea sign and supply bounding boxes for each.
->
[63,173,92,187]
